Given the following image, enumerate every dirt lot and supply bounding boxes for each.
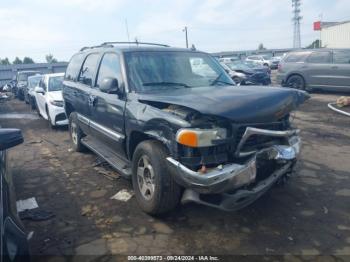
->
[1,89,350,260]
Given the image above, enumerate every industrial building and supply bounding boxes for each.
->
[0,62,68,86]
[315,20,350,48]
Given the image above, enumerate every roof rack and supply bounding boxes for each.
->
[80,41,170,51]
[101,41,170,47]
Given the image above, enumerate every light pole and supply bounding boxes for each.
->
[183,26,189,48]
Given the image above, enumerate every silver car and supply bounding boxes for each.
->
[276,49,350,92]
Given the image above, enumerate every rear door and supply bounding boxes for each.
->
[89,52,127,159]
[304,51,333,88]
[72,53,101,135]
[332,50,350,90]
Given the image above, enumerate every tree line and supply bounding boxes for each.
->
[0,54,58,65]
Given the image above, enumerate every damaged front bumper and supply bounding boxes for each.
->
[167,127,301,211]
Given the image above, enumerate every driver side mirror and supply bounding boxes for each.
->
[34,86,45,94]
[0,129,23,151]
[99,77,120,95]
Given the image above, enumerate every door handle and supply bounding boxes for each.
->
[88,95,97,106]
[331,66,338,69]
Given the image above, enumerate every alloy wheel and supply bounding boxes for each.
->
[137,155,155,201]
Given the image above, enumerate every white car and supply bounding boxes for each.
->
[245,55,271,67]
[34,73,68,128]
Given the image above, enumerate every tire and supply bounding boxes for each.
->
[132,140,182,215]
[30,97,36,110]
[286,75,305,90]
[46,107,55,129]
[233,77,241,85]
[68,112,86,152]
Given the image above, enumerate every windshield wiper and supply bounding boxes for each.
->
[143,81,191,88]
[210,73,235,86]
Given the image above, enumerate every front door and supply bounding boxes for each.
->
[89,52,127,159]
[304,51,333,88]
[35,77,47,117]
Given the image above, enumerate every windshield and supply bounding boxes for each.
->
[225,61,251,71]
[28,76,41,89]
[18,72,37,81]
[125,51,234,92]
[244,61,263,69]
[48,76,64,91]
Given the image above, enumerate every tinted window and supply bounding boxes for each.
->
[285,52,310,62]
[65,53,85,81]
[48,76,64,91]
[78,53,100,86]
[96,53,122,88]
[307,51,331,64]
[333,50,350,64]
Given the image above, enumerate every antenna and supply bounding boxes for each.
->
[292,0,302,49]
[125,19,130,43]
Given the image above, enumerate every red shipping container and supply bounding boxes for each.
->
[314,21,321,31]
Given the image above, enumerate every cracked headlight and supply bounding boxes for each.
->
[176,128,227,147]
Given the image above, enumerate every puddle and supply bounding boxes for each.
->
[0,113,39,120]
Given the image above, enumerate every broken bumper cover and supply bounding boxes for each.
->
[167,128,301,211]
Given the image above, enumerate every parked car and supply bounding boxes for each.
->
[0,128,30,261]
[277,48,350,92]
[220,62,246,85]
[34,73,68,128]
[224,60,271,85]
[218,56,240,63]
[270,56,282,70]
[245,55,271,67]
[63,42,309,214]
[244,60,271,75]
[26,74,42,109]
[15,71,39,101]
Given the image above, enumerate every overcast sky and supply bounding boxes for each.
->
[0,0,349,62]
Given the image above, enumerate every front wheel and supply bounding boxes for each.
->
[287,75,305,90]
[46,108,55,129]
[132,140,181,215]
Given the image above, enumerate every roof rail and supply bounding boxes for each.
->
[80,44,113,52]
[101,41,170,47]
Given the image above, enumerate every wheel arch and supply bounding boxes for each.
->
[64,101,75,118]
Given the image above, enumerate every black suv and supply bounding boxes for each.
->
[63,42,309,214]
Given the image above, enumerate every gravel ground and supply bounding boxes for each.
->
[0,87,349,261]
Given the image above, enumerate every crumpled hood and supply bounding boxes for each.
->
[138,85,310,123]
[48,91,63,101]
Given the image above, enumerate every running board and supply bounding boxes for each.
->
[81,136,132,178]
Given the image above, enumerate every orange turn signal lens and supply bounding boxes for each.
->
[176,130,198,147]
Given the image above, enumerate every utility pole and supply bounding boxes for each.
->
[183,26,189,48]
[292,0,302,49]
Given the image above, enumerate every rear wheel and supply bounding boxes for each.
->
[69,112,86,152]
[132,140,181,215]
[287,75,305,90]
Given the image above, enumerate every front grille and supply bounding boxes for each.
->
[234,121,289,152]
[55,113,67,122]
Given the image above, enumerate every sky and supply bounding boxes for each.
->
[0,0,349,63]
